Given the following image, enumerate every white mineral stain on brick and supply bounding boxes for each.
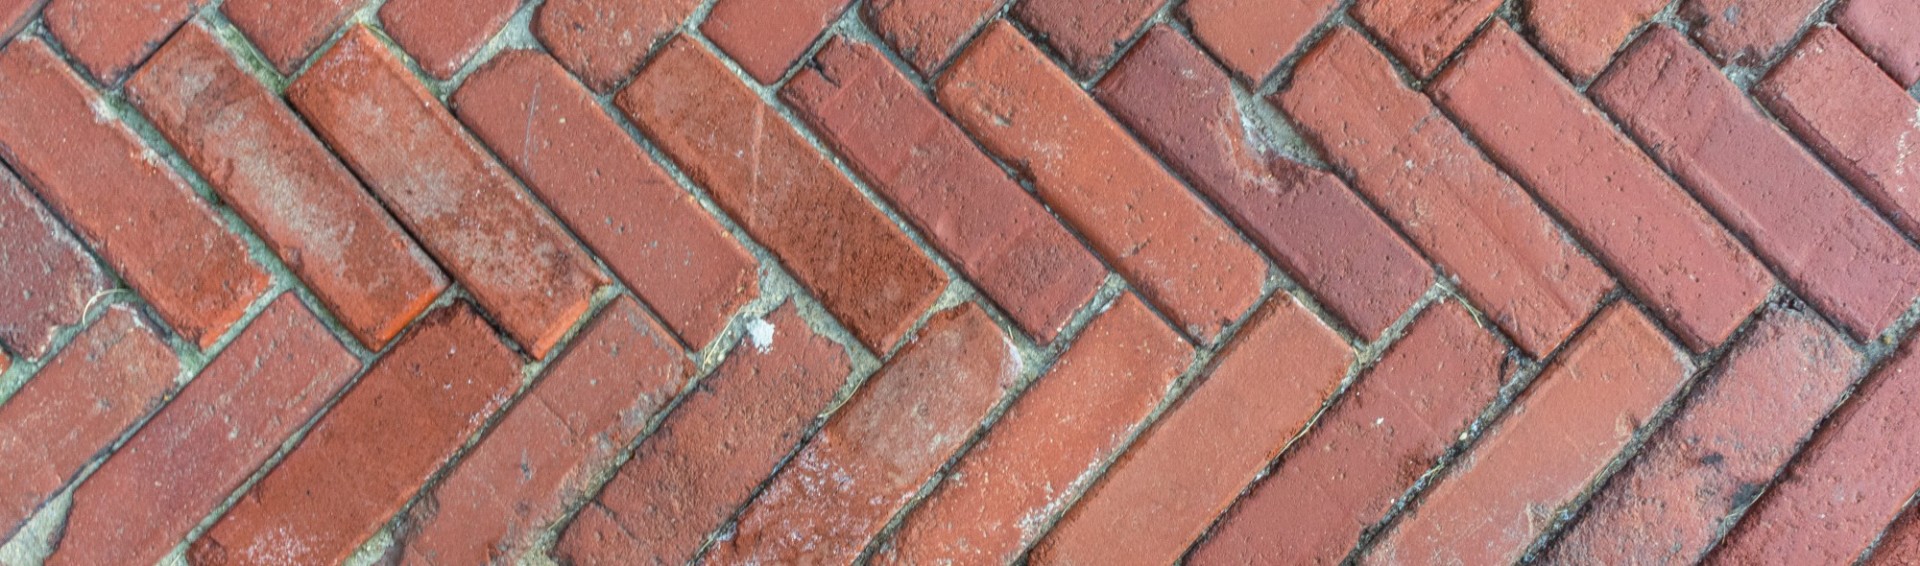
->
[748,317,776,353]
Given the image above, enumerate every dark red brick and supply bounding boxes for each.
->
[455,49,757,349]
[1593,26,1920,342]
[379,0,517,79]
[551,303,851,565]
[1032,295,1352,565]
[128,23,449,351]
[1276,27,1611,356]
[1179,0,1339,82]
[0,162,107,360]
[863,0,1003,75]
[1836,0,1920,87]
[783,38,1105,343]
[939,22,1268,343]
[189,302,520,566]
[0,0,40,41]
[534,0,698,92]
[1525,0,1668,81]
[1098,26,1428,341]
[700,0,852,83]
[0,37,268,349]
[221,0,360,74]
[1351,0,1499,77]
[617,37,945,353]
[1013,0,1164,77]
[41,0,200,83]
[49,294,358,566]
[287,26,607,358]
[1681,0,1826,65]
[1870,508,1920,565]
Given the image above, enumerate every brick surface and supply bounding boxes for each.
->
[0,37,269,349]
[379,0,517,79]
[455,49,757,349]
[552,303,851,565]
[1433,23,1771,351]
[41,0,200,83]
[1032,295,1353,565]
[1365,303,1690,565]
[1277,27,1611,357]
[534,0,698,92]
[1351,0,1500,77]
[48,294,358,566]
[1593,26,1920,342]
[783,38,1106,343]
[397,297,691,566]
[1013,0,1165,77]
[1192,301,1506,566]
[700,0,852,83]
[221,0,361,74]
[1179,0,1339,82]
[1525,0,1667,81]
[863,0,1003,75]
[1836,0,1920,86]
[129,23,449,351]
[1098,26,1428,341]
[617,37,946,353]
[288,26,607,358]
[1682,0,1826,65]
[190,302,520,566]
[0,163,106,360]
[0,0,40,40]
[940,22,1268,343]
[1871,508,1920,565]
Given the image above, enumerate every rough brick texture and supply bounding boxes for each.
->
[379,0,517,79]
[1525,0,1668,81]
[1836,0,1920,87]
[1179,0,1338,82]
[1351,0,1499,77]
[863,0,1003,75]
[700,0,852,83]
[535,0,698,92]
[0,163,106,360]
[1682,0,1827,65]
[221,0,359,74]
[1012,0,1164,77]
[42,0,201,83]
[1872,509,1920,565]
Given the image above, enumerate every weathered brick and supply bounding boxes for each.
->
[455,49,757,349]
[1432,23,1771,351]
[221,0,360,74]
[551,303,851,565]
[783,38,1106,343]
[1192,301,1505,565]
[534,0,698,92]
[287,26,607,358]
[1032,295,1353,565]
[128,23,449,351]
[189,302,520,566]
[1681,0,1826,65]
[0,37,268,349]
[1013,0,1164,77]
[0,0,40,40]
[0,163,106,360]
[397,297,691,566]
[940,22,1268,343]
[617,37,945,353]
[1097,26,1428,341]
[1593,26,1920,342]
[1525,0,1667,81]
[41,0,200,83]
[1870,508,1920,565]
[1836,0,1920,87]
[863,0,1003,75]
[1179,0,1339,82]
[700,0,852,83]
[379,0,517,79]
[49,294,358,566]
[1276,27,1611,356]
[1547,307,1856,565]
[0,304,177,535]
[1365,303,1690,565]
[1351,0,1500,77]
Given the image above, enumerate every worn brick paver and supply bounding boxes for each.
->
[0,163,106,360]
[379,0,517,79]
[535,0,698,92]
[41,0,201,83]
[863,0,1003,76]
[700,0,852,83]
[1012,0,1164,78]
[1525,0,1668,81]
[1351,0,1499,77]
[1836,0,1920,87]
[1682,0,1827,65]
[1874,510,1920,564]
[1179,0,1339,82]
[0,0,39,41]
[221,0,360,74]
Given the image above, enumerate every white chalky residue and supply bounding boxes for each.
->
[748,318,775,353]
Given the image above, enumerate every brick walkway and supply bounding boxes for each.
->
[0,0,1917,564]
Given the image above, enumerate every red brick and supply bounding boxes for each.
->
[128,23,449,351]
[707,304,1018,563]
[863,0,1003,75]
[1365,303,1690,565]
[1593,27,1920,342]
[551,303,851,565]
[1433,23,1771,351]
[1013,0,1164,77]
[1097,26,1428,341]
[1525,0,1667,81]
[455,49,757,349]
[534,0,698,92]
[396,297,691,566]
[189,302,520,566]
[1681,0,1826,65]
[1351,0,1500,77]
[939,22,1268,343]
[41,0,200,83]
[221,0,360,74]
[1032,295,1353,565]
[700,0,852,83]
[379,0,517,79]
[0,162,106,360]
[0,0,40,40]
[1870,508,1920,565]
[0,38,268,349]
[1836,0,1920,87]
[287,26,606,358]
[49,294,358,566]
[1179,0,1338,82]
[0,304,176,535]
[617,37,945,353]
[1192,301,1505,566]
[783,38,1105,343]
[1276,28,1611,357]
[1547,307,1855,565]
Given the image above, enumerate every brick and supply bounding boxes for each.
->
[0,304,176,535]
[1433,23,1771,351]
[1097,26,1428,341]
[1870,509,1920,565]
[455,49,757,349]
[128,23,449,351]
[189,302,520,566]
[1276,28,1611,356]
[700,0,852,83]
[534,0,698,92]
[0,38,269,349]
[707,304,1018,563]
[617,37,945,353]
[940,22,1268,343]
[1525,0,1667,81]
[1191,301,1505,565]
[221,0,360,74]
[1032,295,1353,565]
[1179,0,1339,82]
[1013,0,1164,77]
[41,0,200,83]
[551,303,851,565]
[1547,307,1856,565]
[379,0,517,79]
[1365,303,1690,565]
[0,163,107,360]
[1681,0,1826,65]
[1836,0,1920,87]
[397,297,691,566]
[48,294,358,566]
[1351,0,1500,77]
[863,0,1003,75]
[783,38,1106,343]
[0,0,40,40]
[1593,27,1920,342]
[287,26,607,358]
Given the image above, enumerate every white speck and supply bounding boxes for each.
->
[748,318,775,353]
[1375,417,1386,427]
